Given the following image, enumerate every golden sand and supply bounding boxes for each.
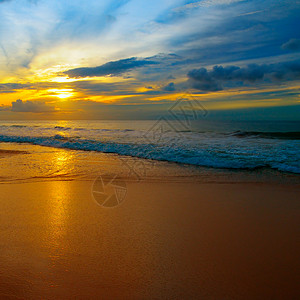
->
[0,144,299,299]
[0,178,299,299]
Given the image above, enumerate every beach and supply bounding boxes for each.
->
[1,0,300,298]
[0,145,299,299]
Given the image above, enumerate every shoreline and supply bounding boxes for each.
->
[0,142,299,186]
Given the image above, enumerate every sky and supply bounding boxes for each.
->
[0,0,299,120]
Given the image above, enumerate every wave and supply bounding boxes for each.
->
[54,126,72,130]
[0,134,299,174]
[0,124,138,132]
[231,131,300,140]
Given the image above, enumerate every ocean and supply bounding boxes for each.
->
[0,119,299,174]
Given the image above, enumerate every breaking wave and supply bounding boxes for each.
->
[0,133,299,174]
[231,131,300,140]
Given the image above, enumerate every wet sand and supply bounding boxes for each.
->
[0,149,29,158]
[0,176,299,299]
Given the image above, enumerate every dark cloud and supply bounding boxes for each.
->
[11,99,56,113]
[0,83,31,93]
[167,1,300,68]
[188,60,300,91]
[64,57,158,78]
[281,39,300,52]
[167,75,176,79]
[147,53,182,62]
[0,82,72,94]
[163,82,176,91]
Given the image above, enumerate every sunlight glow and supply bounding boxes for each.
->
[48,89,75,99]
[50,76,79,83]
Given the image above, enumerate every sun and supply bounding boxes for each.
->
[48,89,74,99]
[57,93,72,99]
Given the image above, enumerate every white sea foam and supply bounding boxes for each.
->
[0,120,299,174]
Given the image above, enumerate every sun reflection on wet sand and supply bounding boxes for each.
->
[42,148,75,262]
[53,150,75,173]
[47,137,79,180]
[46,182,70,251]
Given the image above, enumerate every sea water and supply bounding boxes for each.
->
[0,120,299,174]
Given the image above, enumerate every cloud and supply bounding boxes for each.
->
[174,0,245,12]
[188,60,300,91]
[11,99,56,112]
[0,83,31,93]
[165,0,300,69]
[0,82,66,93]
[64,57,158,78]
[162,82,176,91]
[281,39,300,52]
[0,104,9,111]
